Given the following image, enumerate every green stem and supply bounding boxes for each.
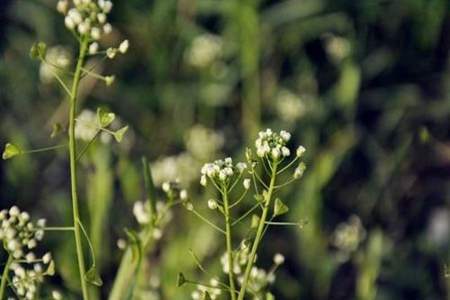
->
[237,162,278,300]
[0,254,12,299]
[223,191,237,300]
[69,36,90,300]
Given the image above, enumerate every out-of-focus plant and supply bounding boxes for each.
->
[177,128,307,299]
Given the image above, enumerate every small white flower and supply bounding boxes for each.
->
[91,27,101,40]
[180,189,188,200]
[274,253,285,265]
[56,0,68,14]
[293,163,306,179]
[52,291,62,300]
[106,47,117,59]
[152,228,162,240]
[271,148,280,159]
[100,0,113,13]
[281,146,290,157]
[103,23,112,34]
[200,175,207,187]
[89,42,99,55]
[42,252,52,264]
[162,182,170,192]
[97,13,106,24]
[243,178,251,190]
[25,252,36,263]
[9,206,20,217]
[78,22,90,35]
[133,201,150,224]
[208,199,218,210]
[68,9,82,25]
[116,238,127,249]
[119,40,129,54]
[185,202,194,211]
[105,75,115,86]
[296,145,306,157]
[236,162,247,173]
[280,130,291,141]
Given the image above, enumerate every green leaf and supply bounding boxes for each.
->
[124,228,142,264]
[251,214,260,228]
[274,198,289,217]
[30,42,47,59]
[85,266,103,286]
[202,292,212,300]
[113,126,129,143]
[176,272,187,287]
[266,292,275,300]
[97,107,115,128]
[2,143,22,160]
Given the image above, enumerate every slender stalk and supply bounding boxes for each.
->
[223,191,237,300]
[237,162,278,300]
[68,36,90,300]
[0,254,12,299]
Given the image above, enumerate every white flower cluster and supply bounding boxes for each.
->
[57,0,129,57]
[58,0,112,39]
[237,266,275,294]
[200,158,247,186]
[219,242,284,296]
[255,129,295,159]
[220,242,250,275]
[191,278,221,300]
[0,207,54,299]
[0,207,46,258]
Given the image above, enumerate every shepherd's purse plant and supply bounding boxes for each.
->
[177,128,307,300]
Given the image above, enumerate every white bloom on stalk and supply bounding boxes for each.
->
[133,201,150,224]
[273,253,285,265]
[119,40,129,54]
[89,42,99,55]
[208,199,218,210]
[180,189,188,200]
[243,178,251,190]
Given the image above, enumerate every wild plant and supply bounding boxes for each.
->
[177,128,307,300]
[2,0,129,298]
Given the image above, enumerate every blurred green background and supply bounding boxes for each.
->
[1,0,450,299]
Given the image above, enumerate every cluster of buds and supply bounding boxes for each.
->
[0,207,46,258]
[255,129,292,159]
[236,253,285,295]
[220,241,251,275]
[57,0,129,57]
[0,206,54,299]
[58,0,113,40]
[200,157,247,186]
